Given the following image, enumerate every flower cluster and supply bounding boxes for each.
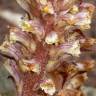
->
[0,0,95,96]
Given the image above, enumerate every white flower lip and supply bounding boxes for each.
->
[45,32,58,45]
[40,79,56,95]
[67,40,81,57]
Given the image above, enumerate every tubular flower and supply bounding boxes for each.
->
[20,20,34,32]
[0,0,95,96]
[41,2,54,14]
[40,78,56,95]
[45,31,59,44]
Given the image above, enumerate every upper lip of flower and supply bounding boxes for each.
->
[45,31,59,44]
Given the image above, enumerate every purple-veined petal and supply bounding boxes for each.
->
[29,19,45,38]
[4,59,23,96]
[20,19,45,40]
[10,30,36,52]
[57,40,81,57]
[8,43,23,60]
[22,59,41,74]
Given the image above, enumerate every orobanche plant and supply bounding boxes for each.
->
[0,0,95,96]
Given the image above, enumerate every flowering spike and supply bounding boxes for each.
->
[0,0,95,96]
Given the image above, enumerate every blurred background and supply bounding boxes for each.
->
[0,0,96,96]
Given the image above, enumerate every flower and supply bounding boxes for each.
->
[66,40,80,57]
[40,78,56,95]
[42,2,54,14]
[22,59,41,74]
[20,20,33,32]
[0,0,95,96]
[45,31,59,44]
[70,5,79,14]
[58,40,81,57]
[75,11,91,26]
[10,30,36,52]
